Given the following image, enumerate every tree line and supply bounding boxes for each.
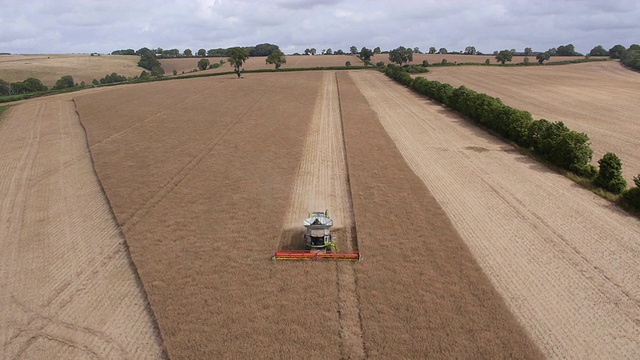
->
[112,43,281,59]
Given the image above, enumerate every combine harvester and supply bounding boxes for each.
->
[273,210,361,261]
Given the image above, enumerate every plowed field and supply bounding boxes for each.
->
[76,71,541,358]
[424,61,640,182]
[350,70,640,359]
[0,96,163,358]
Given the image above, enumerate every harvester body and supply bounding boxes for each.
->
[304,211,333,249]
[272,210,361,261]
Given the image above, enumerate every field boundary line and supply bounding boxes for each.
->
[72,98,169,360]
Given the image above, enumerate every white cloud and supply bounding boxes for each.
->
[0,0,638,54]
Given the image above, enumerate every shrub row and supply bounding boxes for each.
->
[0,77,48,95]
[383,64,639,212]
[620,50,640,71]
[100,72,128,84]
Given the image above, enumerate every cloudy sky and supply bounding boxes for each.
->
[1,0,638,55]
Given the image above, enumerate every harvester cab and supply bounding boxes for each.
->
[304,210,334,249]
[272,210,361,261]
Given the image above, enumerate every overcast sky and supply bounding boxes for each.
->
[1,0,638,55]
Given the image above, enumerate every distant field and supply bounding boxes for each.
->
[423,61,640,182]
[371,53,607,65]
[160,54,361,75]
[0,54,143,86]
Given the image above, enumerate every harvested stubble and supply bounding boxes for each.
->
[336,71,543,358]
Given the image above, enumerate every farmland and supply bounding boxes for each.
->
[371,53,606,65]
[350,70,640,358]
[74,71,541,358]
[424,61,640,182]
[0,93,163,358]
[159,54,361,75]
[0,54,142,87]
[2,56,639,359]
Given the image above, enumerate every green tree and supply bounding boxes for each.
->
[350,46,358,54]
[111,49,135,55]
[556,44,579,56]
[594,153,627,194]
[228,47,249,78]
[345,61,351,67]
[304,48,310,55]
[183,49,193,57]
[325,48,333,55]
[250,43,280,56]
[373,47,381,54]
[464,46,476,55]
[536,52,551,64]
[266,49,286,69]
[335,49,344,55]
[53,75,75,90]
[92,79,99,86]
[359,47,374,62]
[388,46,413,65]
[11,78,47,93]
[138,48,161,71]
[413,47,422,54]
[151,66,164,77]
[100,72,127,84]
[197,58,210,70]
[438,48,447,54]
[495,50,513,64]
[429,47,436,54]
[589,45,608,56]
[524,47,533,56]
[172,69,177,75]
[310,48,316,55]
[609,44,626,59]
[0,79,11,95]
[197,48,206,57]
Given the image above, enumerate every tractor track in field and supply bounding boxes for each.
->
[279,72,365,359]
[116,80,278,233]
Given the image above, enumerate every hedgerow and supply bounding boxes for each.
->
[385,64,593,173]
